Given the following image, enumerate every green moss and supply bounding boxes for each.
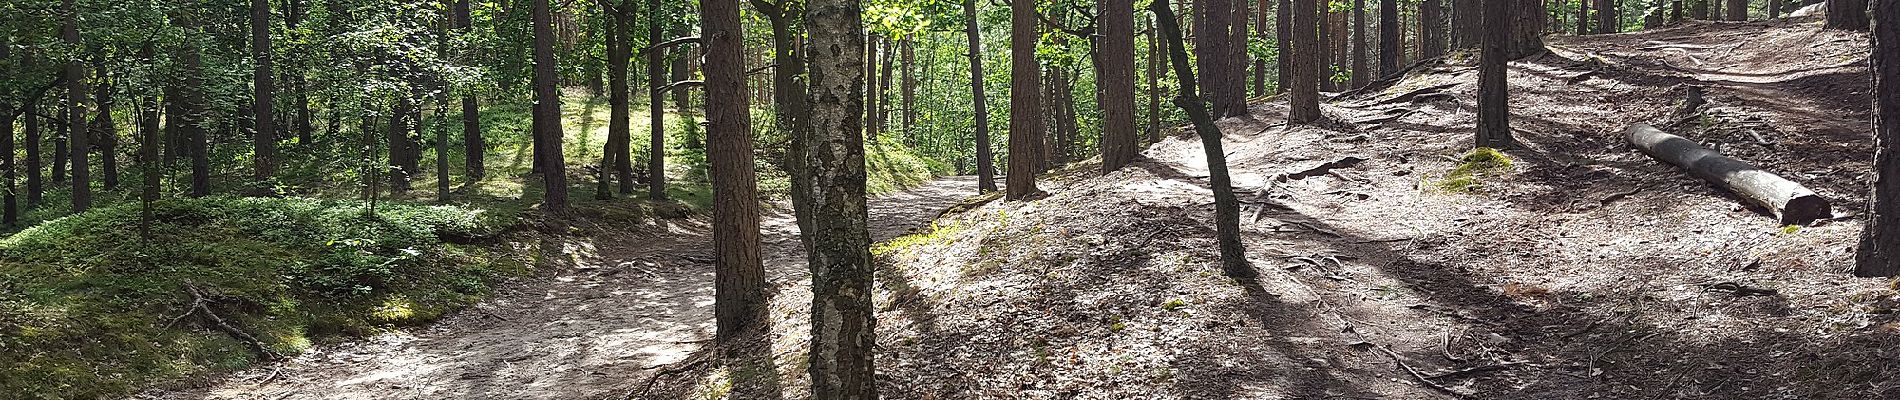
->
[872,222,964,257]
[1428,148,1515,193]
[1160,298,1188,311]
[1779,225,1802,236]
[0,197,523,398]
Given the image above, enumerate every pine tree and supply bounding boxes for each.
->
[1102,0,1140,173]
[1007,0,1044,200]
[1854,0,1899,276]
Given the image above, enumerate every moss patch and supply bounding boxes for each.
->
[0,197,525,399]
[1428,147,1515,193]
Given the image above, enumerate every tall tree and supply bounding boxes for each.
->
[531,0,568,212]
[755,0,812,252]
[455,0,485,181]
[1278,0,1292,93]
[1290,0,1323,123]
[866,36,883,140]
[1102,0,1139,173]
[1195,0,1248,117]
[26,99,42,208]
[1827,0,1868,29]
[1151,0,1255,279]
[1691,0,1708,19]
[902,39,917,140]
[595,1,634,200]
[1508,0,1546,58]
[90,68,117,191]
[64,0,89,213]
[803,0,878,395]
[647,0,669,200]
[1856,0,1899,277]
[1578,0,1592,34]
[1351,0,1368,88]
[1601,0,1620,31]
[139,43,162,238]
[1452,0,1480,48]
[1724,0,1744,20]
[1421,0,1445,58]
[1149,15,1167,143]
[963,0,998,193]
[1255,0,1270,96]
[252,0,277,187]
[1007,0,1045,200]
[702,0,768,345]
[1478,0,1515,148]
[1379,0,1400,76]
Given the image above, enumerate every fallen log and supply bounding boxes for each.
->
[1624,124,1831,225]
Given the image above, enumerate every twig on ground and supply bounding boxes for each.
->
[1442,326,1468,363]
[1370,343,1473,399]
[1423,361,1527,380]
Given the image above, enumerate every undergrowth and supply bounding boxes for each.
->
[0,197,526,399]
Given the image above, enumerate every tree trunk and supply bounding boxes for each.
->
[757,0,814,253]
[1103,0,1139,173]
[1826,0,1868,29]
[1421,0,1445,58]
[54,119,66,185]
[1351,0,1370,88]
[1855,0,1900,276]
[803,0,879,395]
[389,98,415,193]
[1478,0,1515,148]
[92,69,119,192]
[1319,9,1335,91]
[647,0,669,200]
[1255,0,1270,96]
[1710,0,1722,19]
[1151,0,1255,279]
[1149,16,1167,143]
[1290,0,1323,122]
[1692,0,1708,19]
[1277,0,1292,93]
[456,0,484,182]
[1674,0,1685,21]
[1769,0,1782,18]
[140,44,162,238]
[1508,0,1547,59]
[26,100,41,208]
[672,48,700,151]
[1008,0,1044,200]
[64,0,90,213]
[1196,0,1248,117]
[702,0,767,346]
[1380,0,1400,77]
[1452,0,1481,48]
[963,0,999,193]
[1579,0,1593,34]
[600,6,630,200]
[865,36,882,141]
[532,0,569,212]
[877,37,896,143]
[253,0,277,186]
[1600,0,1620,31]
[902,38,917,141]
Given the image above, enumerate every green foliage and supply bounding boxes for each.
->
[0,198,523,399]
[1428,148,1515,193]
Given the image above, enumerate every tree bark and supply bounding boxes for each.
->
[1452,0,1481,48]
[1319,8,1335,91]
[1692,0,1708,19]
[1725,0,1745,20]
[456,0,484,182]
[388,98,415,193]
[64,0,90,213]
[1151,0,1256,279]
[1478,0,1515,148]
[963,0,999,194]
[253,0,277,186]
[1855,0,1900,276]
[647,0,669,200]
[1826,0,1868,30]
[1149,16,1167,143]
[1196,0,1248,117]
[1351,0,1370,88]
[1277,0,1292,93]
[1007,0,1043,200]
[1628,124,1832,225]
[1769,0,1782,18]
[1255,0,1270,96]
[756,0,814,252]
[1508,0,1547,59]
[1579,0,1593,34]
[92,68,119,192]
[1290,0,1323,123]
[1601,0,1621,31]
[866,35,883,141]
[26,99,41,208]
[140,45,162,238]
[1103,0,1139,173]
[902,39,917,141]
[1379,0,1400,78]
[803,0,879,395]
[599,4,630,200]
[1421,0,1445,58]
[532,0,569,212]
[702,0,767,346]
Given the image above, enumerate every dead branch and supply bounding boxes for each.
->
[183,285,283,361]
[619,349,713,400]
[1370,343,1473,399]
[1423,361,1527,380]
[641,36,701,54]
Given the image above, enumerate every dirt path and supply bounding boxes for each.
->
[143,176,978,400]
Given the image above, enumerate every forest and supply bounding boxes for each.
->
[0,0,1897,398]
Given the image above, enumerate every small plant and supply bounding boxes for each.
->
[1779,225,1803,236]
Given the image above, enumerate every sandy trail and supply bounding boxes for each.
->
[143,176,979,400]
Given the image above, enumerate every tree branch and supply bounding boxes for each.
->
[642,36,702,54]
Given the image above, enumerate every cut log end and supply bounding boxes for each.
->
[1781,194,1831,226]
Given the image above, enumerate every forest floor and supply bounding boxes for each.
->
[137,177,976,400]
[640,17,1889,400]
